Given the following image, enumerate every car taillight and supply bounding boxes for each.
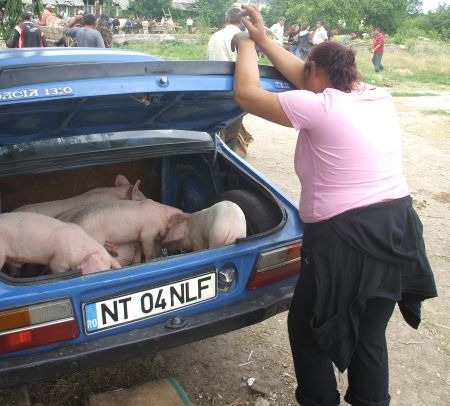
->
[247,242,302,290]
[0,299,79,354]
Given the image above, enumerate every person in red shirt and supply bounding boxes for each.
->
[372,27,385,72]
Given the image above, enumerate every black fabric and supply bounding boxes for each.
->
[298,32,311,47]
[288,262,396,405]
[13,22,44,48]
[300,196,437,372]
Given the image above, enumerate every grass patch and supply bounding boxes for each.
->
[355,47,450,88]
[421,109,450,116]
[118,42,207,60]
[390,91,437,96]
[119,41,450,90]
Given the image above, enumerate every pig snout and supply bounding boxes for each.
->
[80,252,121,275]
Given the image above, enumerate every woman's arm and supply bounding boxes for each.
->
[233,36,292,128]
[239,4,306,90]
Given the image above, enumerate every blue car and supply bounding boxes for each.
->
[0,48,303,389]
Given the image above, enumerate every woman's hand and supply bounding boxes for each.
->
[239,4,271,48]
[231,32,253,53]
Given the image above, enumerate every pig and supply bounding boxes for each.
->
[13,174,146,218]
[69,199,185,260]
[0,212,121,275]
[57,204,144,267]
[104,242,143,267]
[162,201,246,251]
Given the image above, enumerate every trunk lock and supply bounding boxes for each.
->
[165,316,188,329]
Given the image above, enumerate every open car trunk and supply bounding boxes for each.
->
[0,49,292,281]
[0,132,284,280]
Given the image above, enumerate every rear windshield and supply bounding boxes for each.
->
[0,130,213,176]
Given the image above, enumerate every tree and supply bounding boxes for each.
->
[262,0,411,34]
[407,0,423,16]
[261,0,290,27]
[360,0,409,33]
[127,0,172,19]
[0,0,43,44]
[195,0,235,30]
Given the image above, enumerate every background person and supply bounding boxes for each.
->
[372,27,385,72]
[297,23,311,61]
[269,16,286,46]
[186,16,193,33]
[37,4,53,26]
[206,7,254,157]
[96,14,112,47]
[64,13,105,48]
[232,4,437,406]
[11,12,47,48]
[312,20,328,45]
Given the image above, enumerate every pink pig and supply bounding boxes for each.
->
[70,199,185,261]
[162,201,247,251]
[0,212,121,275]
[13,174,146,218]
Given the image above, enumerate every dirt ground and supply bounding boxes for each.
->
[1,90,449,406]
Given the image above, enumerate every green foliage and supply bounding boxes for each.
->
[407,0,423,16]
[359,0,409,34]
[262,0,413,34]
[127,0,172,19]
[261,0,290,27]
[0,0,43,43]
[416,5,450,40]
[195,0,235,30]
[119,42,207,60]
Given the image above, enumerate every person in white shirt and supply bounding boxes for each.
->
[312,21,328,45]
[186,16,193,33]
[206,7,253,157]
[206,7,242,62]
[269,16,286,46]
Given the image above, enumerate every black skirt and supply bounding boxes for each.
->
[301,195,437,371]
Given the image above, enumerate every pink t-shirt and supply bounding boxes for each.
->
[279,85,409,223]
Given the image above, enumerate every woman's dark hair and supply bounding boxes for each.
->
[305,42,361,92]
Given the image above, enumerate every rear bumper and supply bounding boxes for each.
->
[0,282,295,389]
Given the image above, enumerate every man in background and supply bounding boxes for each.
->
[186,16,193,33]
[37,4,53,26]
[64,13,105,48]
[206,7,253,157]
[312,20,328,45]
[372,27,385,72]
[269,16,286,46]
[11,12,47,48]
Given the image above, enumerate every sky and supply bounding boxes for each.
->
[422,0,450,12]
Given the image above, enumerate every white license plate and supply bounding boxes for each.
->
[84,272,217,333]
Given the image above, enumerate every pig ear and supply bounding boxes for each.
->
[80,252,108,275]
[167,212,190,229]
[131,179,142,200]
[115,174,131,186]
[163,212,191,245]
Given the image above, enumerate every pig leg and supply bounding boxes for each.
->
[140,228,161,260]
[131,242,143,264]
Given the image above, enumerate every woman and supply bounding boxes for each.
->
[232,5,437,406]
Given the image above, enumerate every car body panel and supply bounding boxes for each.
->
[0,48,302,388]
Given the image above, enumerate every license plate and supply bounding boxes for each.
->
[83,272,217,333]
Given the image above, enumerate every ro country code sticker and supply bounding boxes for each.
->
[83,272,217,333]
